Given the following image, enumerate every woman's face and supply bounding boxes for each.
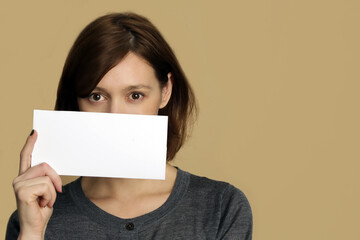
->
[78,52,172,115]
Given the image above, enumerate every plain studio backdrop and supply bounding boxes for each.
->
[1,1,359,239]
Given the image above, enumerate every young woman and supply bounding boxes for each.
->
[7,13,252,239]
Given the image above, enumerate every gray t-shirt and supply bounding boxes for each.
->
[6,168,252,239]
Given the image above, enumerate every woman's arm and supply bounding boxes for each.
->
[8,130,62,240]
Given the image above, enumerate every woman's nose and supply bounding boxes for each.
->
[109,101,125,114]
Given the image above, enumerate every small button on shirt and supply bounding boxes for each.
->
[125,222,134,231]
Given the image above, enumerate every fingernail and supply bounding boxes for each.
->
[30,129,34,136]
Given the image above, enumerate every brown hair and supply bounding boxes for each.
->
[55,12,197,161]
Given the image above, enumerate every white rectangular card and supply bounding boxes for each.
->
[31,110,168,179]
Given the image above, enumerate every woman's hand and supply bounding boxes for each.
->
[12,130,62,240]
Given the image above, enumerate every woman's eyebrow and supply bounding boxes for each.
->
[125,85,152,91]
[93,85,152,93]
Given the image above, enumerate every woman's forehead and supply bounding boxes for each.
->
[96,52,159,90]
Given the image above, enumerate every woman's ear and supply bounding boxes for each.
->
[159,72,173,109]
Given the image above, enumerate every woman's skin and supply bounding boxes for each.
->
[13,52,176,239]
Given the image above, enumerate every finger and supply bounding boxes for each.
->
[38,184,56,208]
[16,163,62,193]
[35,176,57,208]
[19,130,38,175]
[15,176,57,208]
[15,181,55,209]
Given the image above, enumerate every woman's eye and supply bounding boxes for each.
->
[89,93,105,102]
[129,92,144,101]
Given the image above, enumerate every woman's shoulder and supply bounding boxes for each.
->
[6,210,20,240]
[176,168,253,238]
[182,168,250,204]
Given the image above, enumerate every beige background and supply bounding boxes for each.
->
[1,0,359,239]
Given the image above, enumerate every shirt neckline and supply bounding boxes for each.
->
[68,167,190,233]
